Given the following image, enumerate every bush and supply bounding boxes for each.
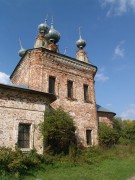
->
[118,137,131,145]
[7,147,26,175]
[40,108,76,154]
[23,148,41,168]
[0,147,13,172]
[98,123,119,147]
[0,147,42,176]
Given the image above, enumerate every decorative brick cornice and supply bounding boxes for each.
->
[43,50,97,73]
[10,48,97,79]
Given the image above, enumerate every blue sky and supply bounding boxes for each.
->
[0,0,135,120]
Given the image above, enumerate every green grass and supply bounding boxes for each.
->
[22,159,135,180]
[1,145,135,180]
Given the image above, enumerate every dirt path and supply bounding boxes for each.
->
[127,175,135,180]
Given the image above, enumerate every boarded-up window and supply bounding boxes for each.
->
[49,76,55,94]
[84,84,89,102]
[67,80,73,98]
[86,129,92,145]
[18,124,30,148]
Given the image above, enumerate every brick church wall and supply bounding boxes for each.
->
[0,84,56,154]
[11,48,98,146]
[97,112,115,126]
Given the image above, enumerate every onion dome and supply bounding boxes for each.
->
[18,38,26,57]
[45,17,60,43]
[76,27,86,48]
[38,17,50,34]
[76,37,86,48]
[18,48,26,57]
[76,28,89,63]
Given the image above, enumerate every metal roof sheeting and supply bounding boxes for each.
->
[96,104,116,115]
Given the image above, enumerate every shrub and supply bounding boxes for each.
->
[7,147,26,175]
[118,137,131,145]
[0,147,13,172]
[24,148,41,167]
[40,108,76,154]
[0,147,42,176]
[98,123,119,147]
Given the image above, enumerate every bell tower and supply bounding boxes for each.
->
[10,19,98,147]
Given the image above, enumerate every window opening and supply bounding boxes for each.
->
[67,80,73,98]
[84,84,89,102]
[49,76,55,94]
[18,124,30,148]
[86,129,92,145]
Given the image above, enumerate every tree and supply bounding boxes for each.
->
[120,120,135,144]
[113,117,123,140]
[113,117,123,132]
[113,118,135,145]
[40,108,76,154]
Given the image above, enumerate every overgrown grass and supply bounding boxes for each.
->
[24,145,135,180]
[1,145,135,180]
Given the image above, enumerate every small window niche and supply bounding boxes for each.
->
[86,129,92,145]
[18,123,31,148]
[67,80,73,99]
[83,84,89,102]
[49,76,55,94]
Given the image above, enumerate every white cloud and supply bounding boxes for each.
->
[100,0,135,16]
[129,0,135,11]
[0,72,11,84]
[121,104,135,120]
[95,68,109,82]
[114,40,125,58]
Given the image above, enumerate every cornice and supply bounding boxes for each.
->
[10,47,97,79]
[43,51,97,73]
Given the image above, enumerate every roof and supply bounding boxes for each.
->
[96,104,116,115]
[0,83,56,103]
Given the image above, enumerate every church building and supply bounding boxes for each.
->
[0,18,115,154]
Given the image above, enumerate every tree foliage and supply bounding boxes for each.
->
[120,120,135,144]
[99,117,135,146]
[113,117,123,132]
[112,117,135,144]
[40,108,76,154]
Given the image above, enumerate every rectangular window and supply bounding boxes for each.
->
[18,124,30,148]
[86,129,92,145]
[84,84,89,102]
[49,76,55,94]
[67,80,73,98]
